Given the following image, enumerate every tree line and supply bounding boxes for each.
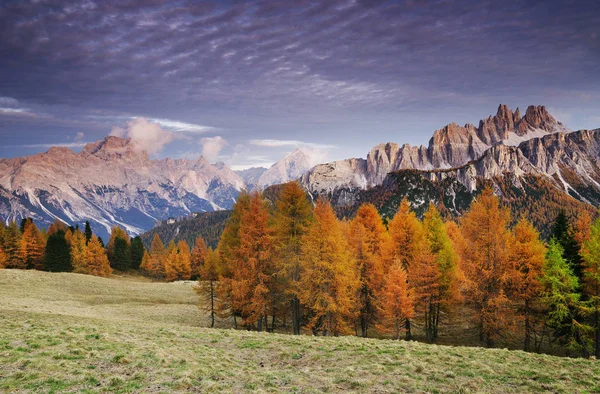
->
[3,182,600,358]
[0,219,144,277]
[185,183,600,358]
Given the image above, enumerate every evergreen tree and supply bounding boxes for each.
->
[542,240,589,356]
[130,236,145,270]
[97,236,105,248]
[551,211,584,281]
[582,215,600,358]
[272,182,314,335]
[107,226,131,270]
[44,231,72,272]
[111,237,131,271]
[84,221,93,245]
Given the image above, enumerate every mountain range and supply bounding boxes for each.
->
[300,105,600,233]
[0,104,598,240]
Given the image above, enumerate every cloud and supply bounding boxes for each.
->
[14,142,90,149]
[0,96,19,107]
[110,117,174,155]
[249,139,337,150]
[145,117,215,133]
[200,136,227,162]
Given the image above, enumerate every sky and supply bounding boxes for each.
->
[1,0,599,170]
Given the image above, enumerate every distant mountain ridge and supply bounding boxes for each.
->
[302,105,571,193]
[0,136,245,239]
[1,104,597,241]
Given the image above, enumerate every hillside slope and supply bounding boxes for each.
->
[1,269,599,393]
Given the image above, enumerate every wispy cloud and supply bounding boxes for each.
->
[0,96,20,107]
[144,117,216,133]
[14,142,90,149]
[249,139,337,150]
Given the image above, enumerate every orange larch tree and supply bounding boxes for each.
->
[509,218,546,351]
[298,198,359,336]
[459,188,516,347]
[380,198,426,339]
[165,240,192,281]
[230,191,275,331]
[196,247,222,328]
[141,233,166,279]
[190,236,208,279]
[84,236,113,277]
[216,191,251,328]
[377,264,414,339]
[348,203,388,337]
[18,219,45,270]
[272,181,314,335]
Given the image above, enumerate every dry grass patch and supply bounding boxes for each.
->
[1,269,600,393]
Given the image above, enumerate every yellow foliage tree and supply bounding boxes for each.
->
[165,240,192,281]
[18,219,45,270]
[70,231,88,273]
[298,199,359,336]
[84,237,112,277]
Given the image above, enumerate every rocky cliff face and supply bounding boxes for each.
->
[302,104,574,194]
[0,136,246,239]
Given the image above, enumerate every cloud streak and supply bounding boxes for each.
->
[249,139,337,150]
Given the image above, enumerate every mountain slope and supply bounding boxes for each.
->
[0,136,244,239]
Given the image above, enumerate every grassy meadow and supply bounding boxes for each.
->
[1,269,599,393]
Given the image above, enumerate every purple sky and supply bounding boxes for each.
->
[1,0,599,169]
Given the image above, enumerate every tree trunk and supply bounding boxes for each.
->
[210,281,215,328]
[405,318,412,340]
[291,297,300,335]
[524,299,530,352]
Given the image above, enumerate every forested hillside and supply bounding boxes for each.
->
[140,211,231,250]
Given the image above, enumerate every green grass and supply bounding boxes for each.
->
[1,269,600,393]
